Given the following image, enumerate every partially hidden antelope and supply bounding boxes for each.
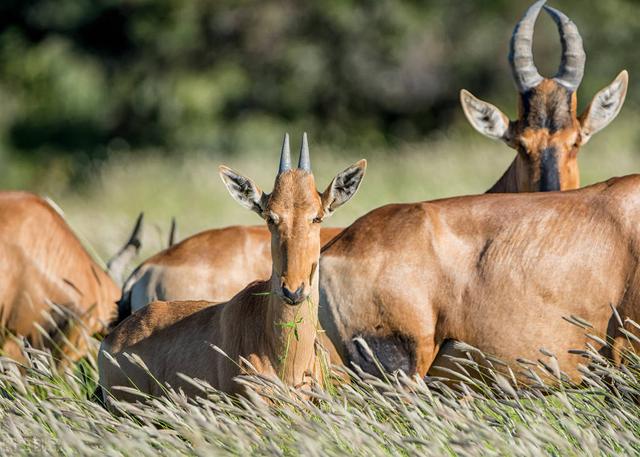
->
[461,0,627,193]
[0,192,143,369]
[98,134,366,401]
[114,1,627,330]
[436,0,629,378]
[319,174,640,385]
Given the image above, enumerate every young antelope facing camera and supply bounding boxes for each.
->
[98,134,366,402]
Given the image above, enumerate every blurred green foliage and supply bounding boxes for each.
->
[0,0,638,180]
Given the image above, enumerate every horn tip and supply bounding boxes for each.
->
[279,132,292,173]
[298,132,311,171]
[543,4,568,22]
[527,0,547,14]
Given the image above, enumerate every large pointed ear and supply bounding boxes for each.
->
[460,89,510,143]
[321,160,367,217]
[219,165,268,215]
[579,70,628,145]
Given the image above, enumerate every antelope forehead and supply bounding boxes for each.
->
[268,199,321,219]
[522,83,574,133]
[270,176,321,210]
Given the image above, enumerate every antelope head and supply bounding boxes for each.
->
[461,0,628,192]
[219,133,367,305]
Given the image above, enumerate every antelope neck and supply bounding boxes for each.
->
[265,272,320,385]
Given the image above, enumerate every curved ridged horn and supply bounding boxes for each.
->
[278,133,291,175]
[298,132,311,172]
[509,0,545,93]
[544,5,585,92]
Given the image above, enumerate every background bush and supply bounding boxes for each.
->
[0,0,638,183]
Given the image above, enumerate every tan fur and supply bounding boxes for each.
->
[319,175,640,384]
[99,162,365,401]
[0,192,120,367]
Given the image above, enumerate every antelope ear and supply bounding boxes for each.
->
[321,160,367,217]
[460,89,510,143]
[219,165,268,215]
[579,70,628,145]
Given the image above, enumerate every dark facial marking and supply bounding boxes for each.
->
[539,147,560,192]
[521,84,573,133]
[348,333,417,378]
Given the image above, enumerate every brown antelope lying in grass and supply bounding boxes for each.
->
[115,1,627,329]
[319,173,640,384]
[98,134,366,401]
[0,192,143,369]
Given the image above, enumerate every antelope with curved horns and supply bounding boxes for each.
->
[98,134,366,401]
[0,192,143,368]
[318,174,640,384]
[461,0,628,193]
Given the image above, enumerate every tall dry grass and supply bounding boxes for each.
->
[2,331,640,456]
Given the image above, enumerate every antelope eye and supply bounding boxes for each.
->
[312,216,322,224]
[266,213,279,225]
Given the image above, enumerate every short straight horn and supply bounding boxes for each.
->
[544,5,585,93]
[278,133,291,175]
[298,132,311,172]
[509,0,545,93]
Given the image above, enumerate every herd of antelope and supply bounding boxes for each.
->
[0,1,634,406]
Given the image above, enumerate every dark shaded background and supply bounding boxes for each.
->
[0,0,638,182]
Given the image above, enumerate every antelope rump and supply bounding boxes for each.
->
[0,192,143,369]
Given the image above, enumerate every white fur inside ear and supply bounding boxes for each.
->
[460,89,509,141]
[580,70,628,143]
[323,160,366,216]
[219,166,265,213]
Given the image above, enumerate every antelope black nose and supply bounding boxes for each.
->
[281,284,305,305]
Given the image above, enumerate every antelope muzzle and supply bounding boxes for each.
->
[280,282,307,305]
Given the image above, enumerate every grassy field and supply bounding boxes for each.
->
[1,115,640,455]
[2,337,640,455]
